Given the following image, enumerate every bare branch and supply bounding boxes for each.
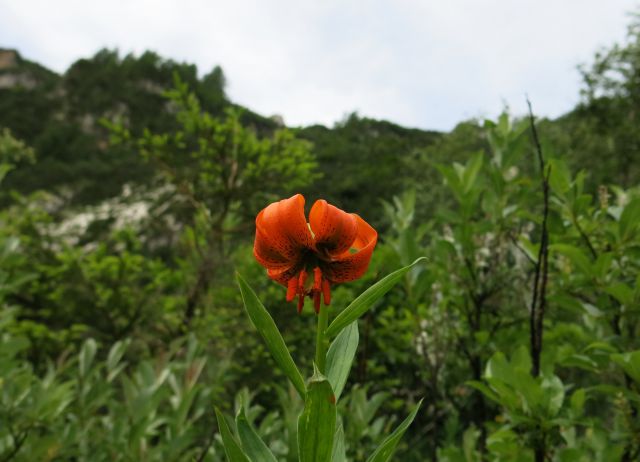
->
[526,98,551,462]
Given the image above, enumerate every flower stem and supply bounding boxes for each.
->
[315,306,329,373]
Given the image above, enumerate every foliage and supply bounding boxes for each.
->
[297,114,441,228]
[232,262,424,461]
[1,48,259,206]
[540,15,640,190]
[2,13,640,461]
[0,311,230,461]
[108,75,318,229]
[104,76,318,328]
[360,112,640,461]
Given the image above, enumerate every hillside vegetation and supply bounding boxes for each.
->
[0,15,639,462]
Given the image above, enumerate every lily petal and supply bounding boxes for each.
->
[253,194,378,313]
[309,199,358,257]
[323,215,377,283]
[267,265,302,286]
[254,194,313,268]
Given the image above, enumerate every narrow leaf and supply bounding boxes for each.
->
[331,422,346,462]
[611,351,640,384]
[326,321,359,401]
[107,339,130,372]
[237,273,306,398]
[462,151,483,193]
[215,407,250,462]
[620,198,640,241]
[79,338,97,377]
[435,164,464,202]
[366,399,423,462]
[326,258,426,338]
[236,407,277,462]
[466,380,500,404]
[298,367,337,462]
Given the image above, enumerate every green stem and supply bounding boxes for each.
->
[315,306,329,373]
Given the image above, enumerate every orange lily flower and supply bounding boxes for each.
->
[254,194,377,314]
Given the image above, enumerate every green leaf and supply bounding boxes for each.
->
[542,375,565,417]
[557,448,585,462]
[236,407,277,462]
[237,273,306,398]
[593,253,614,279]
[1,335,29,358]
[517,236,539,264]
[331,422,346,462]
[485,351,511,381]
[366,399,423,462]
[611,350,640,384]
[511,345,532,374]
[466,380,500,404]
[0,164,13,184]
[215,407,250,462]
[435,164,464,201]
[486,428,519,454]
[584,342,618,354]
[550,244,593,277]
[605,283,634,306]
[581,302,604,318]
[79,338,97,377]
[482,353,521,411]
[560,354,598,372]
[107,339,130,372]
[462,151,484,193]
[619,198,640,241]
[326,321,359,401]
[297,367,337,462]
[570,389,586,415]
[462,426,480,461]
[325,258,426,338]
[548,158,572,195]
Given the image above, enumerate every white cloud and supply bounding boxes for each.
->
[0,0,636,130]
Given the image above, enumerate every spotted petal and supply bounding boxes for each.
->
[323,215,377,283]
[309,199,358,257]
[254,194,313,270]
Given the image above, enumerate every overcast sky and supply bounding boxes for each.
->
[1,0,636,131]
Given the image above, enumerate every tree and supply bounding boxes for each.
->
[570,13,640,187]
[107,76,319,324]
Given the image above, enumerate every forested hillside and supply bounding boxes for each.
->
[0,14,639,462]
